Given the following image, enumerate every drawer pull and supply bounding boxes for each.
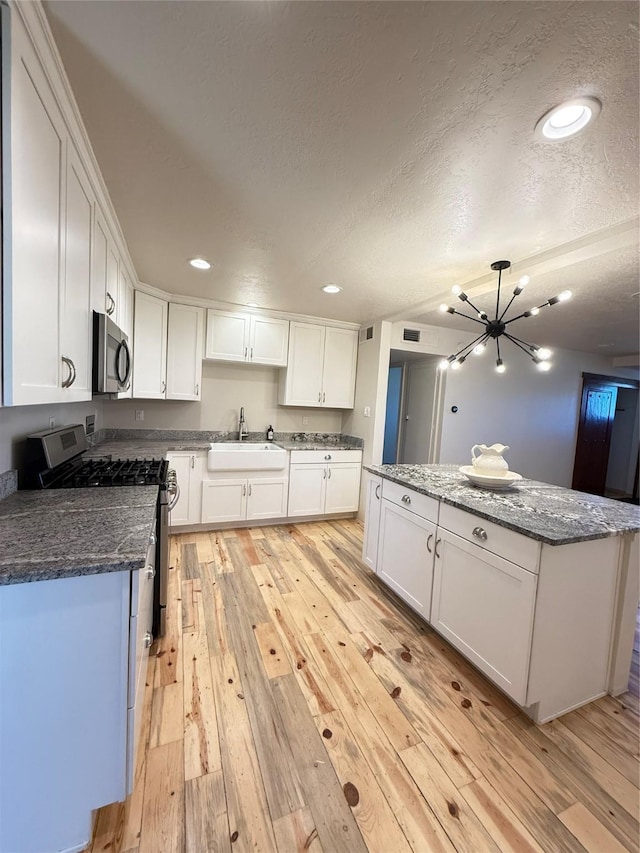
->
[426,533,433,554]
[401,494,412,504]
[434,537,441,559]
[143,631,153,649]
[472,526,488,542]
[145,565,156,580]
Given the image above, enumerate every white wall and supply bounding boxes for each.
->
[439,351,639,487]
[0,399,103,473]
[103,361,344,435]
[402,357,440,463]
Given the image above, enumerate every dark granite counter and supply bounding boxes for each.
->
[0,486,158,585]
[85,430,363,459]
[365,463,640,546]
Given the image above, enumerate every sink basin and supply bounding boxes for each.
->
[207,442,287,471]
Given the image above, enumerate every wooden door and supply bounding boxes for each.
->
[572,379,618,494]
[201,479,247,523]
[205,309,249,362]
[322,327,358,408]
[287,463,326,516]
[132,291,168,398]
[249,316,289,366]
[325,462,361,513]
[166,303,204,400]
[281,322,325,406]
[246,478,288,520]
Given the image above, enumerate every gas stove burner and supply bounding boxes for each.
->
[39,457,170,489]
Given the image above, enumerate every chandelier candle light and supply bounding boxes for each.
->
[438,260,571,374]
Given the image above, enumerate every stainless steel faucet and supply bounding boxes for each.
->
[239,406,248,441]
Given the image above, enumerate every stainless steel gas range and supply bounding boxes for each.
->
[23,424,177,636]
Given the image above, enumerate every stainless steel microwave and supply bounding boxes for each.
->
[92,311,132,394]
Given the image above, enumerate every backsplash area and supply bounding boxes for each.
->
[91,428,363,447]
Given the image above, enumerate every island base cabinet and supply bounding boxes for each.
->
[431,528,537,705]
[0,572,130,853]
[362,473,382,571]
[378,499,435,618]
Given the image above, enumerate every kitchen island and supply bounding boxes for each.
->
[363,464,640,724]
[0,486,158,853]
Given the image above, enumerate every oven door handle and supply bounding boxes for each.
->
[167,482,181,511]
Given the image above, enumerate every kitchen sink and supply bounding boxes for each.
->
[207,442,287,471]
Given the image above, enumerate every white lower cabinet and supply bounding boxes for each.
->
[431,527,537,704]
[166,452,205,527]
[0,560,153,853]
[362,473,382,571]
[288,450,362,517]
[378,499,436,618]
[202,477,288,523]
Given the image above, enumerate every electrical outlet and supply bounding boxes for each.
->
[302,416,309,426]
[135,409,144,422]
[363,406,371,417]
[49,417,55,430]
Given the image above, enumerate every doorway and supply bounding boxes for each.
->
[572,373,639,499]
[382,352,444,464]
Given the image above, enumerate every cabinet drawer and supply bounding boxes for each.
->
[438,503,540,573]
[382,480,438,524]
[290,449,362,464]
[128,567,154,707]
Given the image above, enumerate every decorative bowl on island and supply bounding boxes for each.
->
[459,465,523,490]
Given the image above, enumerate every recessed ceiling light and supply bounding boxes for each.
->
[534,97,601,142]
[189,257,211,270]
[322,284,342,294]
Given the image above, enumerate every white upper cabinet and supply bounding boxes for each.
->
[166,303,204,401]
[133,295,203,401]
[279,322,358,408]
[4,12,92,406]
[60,147,93,401]
[132,292,168,399]
[205,309,289,366]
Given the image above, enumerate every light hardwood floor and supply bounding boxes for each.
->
[86,520,640,853]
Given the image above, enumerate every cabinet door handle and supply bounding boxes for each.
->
[195,383,199,396]
[401,494,411,504]
[61,356,73,388]
[322,392,326,403]
[161,380,166,394]
[144,631,153,649]
[323,468,327,479]
[434,537,441,559]
[106,292,115,315]
[243,484,247,496]
[250,347,253,359]
[328,468,331,478]
[375,484,380,499]
[472,526,488,542]
[191,455,195,469]
[244,347,248,359]
[248,483,252,496]
[145,565,156,580]
[426,533,433,554]
[318,391,322,402]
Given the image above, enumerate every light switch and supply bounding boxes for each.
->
[363,406,371,417]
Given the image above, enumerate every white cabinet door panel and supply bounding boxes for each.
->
[166,303,204,400]
[9,27,65,405]
[166,453,193,526]
[431,527,537,704]
[133,291,168,398]
[61,148,93,401]
[282,322,324,406]
[202,479,247,523]
[205,310,249,362]
[250,316,289,365]
[247,478,288,520]
[378,500,435,618]
[325,463,361,513]
[322,327,358,408]
[362,473,382,572]
[288,463,326,516]
[91,211,109,315]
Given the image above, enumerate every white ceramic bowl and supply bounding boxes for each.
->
[459,465,523,490]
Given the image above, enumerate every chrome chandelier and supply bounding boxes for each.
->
[438,260,572,374]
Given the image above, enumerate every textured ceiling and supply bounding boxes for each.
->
[44,0,640,353]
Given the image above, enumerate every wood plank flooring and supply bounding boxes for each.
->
[85,520,640,853]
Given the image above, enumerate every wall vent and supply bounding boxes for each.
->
[403,328,421,343]
[359,325,374,343]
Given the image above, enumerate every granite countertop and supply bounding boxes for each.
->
[0,487,159,585]
[365,463,640,546]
